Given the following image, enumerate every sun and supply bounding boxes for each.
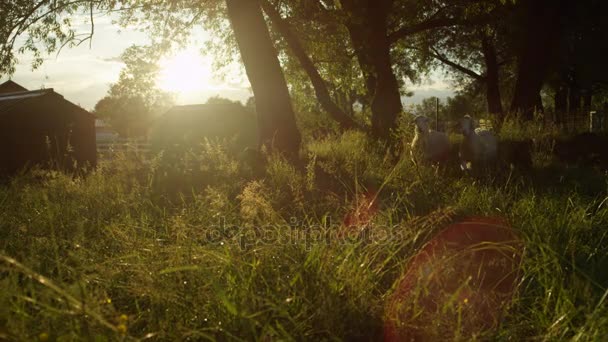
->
[157,48,213,94]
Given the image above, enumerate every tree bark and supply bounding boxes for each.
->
[341,4,377,100]
[367,0,402,141]
[259,0,360,131]
[481,34,503,122]
[510,0,562,120]
[225,0,301,159]
[341,0,403,143]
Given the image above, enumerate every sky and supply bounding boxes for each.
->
[1,14,453,112]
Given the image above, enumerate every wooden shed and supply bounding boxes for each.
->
[0,81,97,175]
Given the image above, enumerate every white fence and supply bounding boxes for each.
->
[97,137,150,160]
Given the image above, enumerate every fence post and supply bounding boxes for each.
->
[435,97,439,131]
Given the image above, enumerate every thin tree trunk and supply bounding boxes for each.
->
[510,0,561,120]
[481,34,503,122]
[225,0,301,159]
[259,0,360,130]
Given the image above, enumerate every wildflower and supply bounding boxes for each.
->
[39,332,49,341]
[119,314,128,323]
[117,323,127,334]
[463,298,469,304]
[105,298,112,304]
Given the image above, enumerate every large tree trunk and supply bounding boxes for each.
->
[367,0,403,141]
[341,2,377,101]
[481,34,503,122]
[341,0,403,143]
[259,0,360,131]
[510,0,561,120]
[226,0,301,159]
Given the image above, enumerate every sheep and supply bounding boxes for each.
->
[458,115,498,172]
[410,115,450,166]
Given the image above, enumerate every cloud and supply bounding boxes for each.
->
[99,55,123,63]
[404,89,455,105]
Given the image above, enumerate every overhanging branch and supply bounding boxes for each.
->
[430,47,484,81]
[259,0,362,131]
[388,13,496,44]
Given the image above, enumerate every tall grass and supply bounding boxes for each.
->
[1,131,608,341]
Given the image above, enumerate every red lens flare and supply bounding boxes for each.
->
[385,217,522,341]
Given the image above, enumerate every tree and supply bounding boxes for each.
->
[205,95,243,106]
[94,46,174,137]
[340,0,403,142]
[509,0,564,120]
[259,0,360,131]
[422,26,507,123]
[548,0,608,124]
[415,97,444,123]
[225,0,301,159]
[393,0,511,124]
[337,0,501,140]
[444,92,485,121]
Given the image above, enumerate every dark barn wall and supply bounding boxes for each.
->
[58,97,97,170]
[0,93,96,175]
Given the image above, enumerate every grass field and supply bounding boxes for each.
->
[2,123,608,341]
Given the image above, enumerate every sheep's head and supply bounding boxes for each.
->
[413,115,430,133]
[460,115,476,136]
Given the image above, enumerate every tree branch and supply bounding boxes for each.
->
[388,13,495,44]
[429,47,484,81]
[259,0,362,131]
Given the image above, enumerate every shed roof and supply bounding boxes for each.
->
[0,89,54,115]
[0,80,28,94]
[0,81,93,118]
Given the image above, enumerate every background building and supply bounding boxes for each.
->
[0,80,97,175]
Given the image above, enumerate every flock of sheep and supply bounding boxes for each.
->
[409,115,505,173]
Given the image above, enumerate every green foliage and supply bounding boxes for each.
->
[414,92,486,123]
[148,103,259,160]
[94,46,175,137]
[443,92,487,120]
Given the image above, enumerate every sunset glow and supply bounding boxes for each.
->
[157,48,213,95]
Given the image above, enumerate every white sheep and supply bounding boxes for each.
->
[410,115,450,165]
[458,115,497,171]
